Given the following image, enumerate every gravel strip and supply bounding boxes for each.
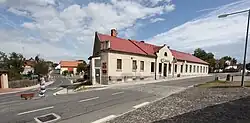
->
[111,84,186,97]
[107,87,250,123]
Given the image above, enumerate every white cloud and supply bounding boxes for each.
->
[148,0,250,62]
[150,17,165,23]
[0,0,6,3]
[0,0,175,61]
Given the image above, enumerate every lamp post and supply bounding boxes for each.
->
[218,9,250,87]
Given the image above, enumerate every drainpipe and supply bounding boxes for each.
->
[155,56,157,80]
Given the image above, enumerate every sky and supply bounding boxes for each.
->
[0,0,249,63]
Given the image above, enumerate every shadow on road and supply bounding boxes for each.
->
[153,96,250,123]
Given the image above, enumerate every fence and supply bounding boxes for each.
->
[9,79,39,88]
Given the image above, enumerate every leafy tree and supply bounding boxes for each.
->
[231,58,237,65]
[62,70,69,76]
[221,56,232,61]
[52,63,59,68]
[7,52,25,73]
[193,48,216,72]
[0,51,8,69]
[34,56,49,76]
[77,62,87,73]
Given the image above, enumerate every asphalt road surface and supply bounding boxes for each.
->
[0,74,226,123]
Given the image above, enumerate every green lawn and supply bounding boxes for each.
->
[196,80,250,88]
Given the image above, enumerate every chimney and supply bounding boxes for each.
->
[140,41,145,43]
[111,29,117,37]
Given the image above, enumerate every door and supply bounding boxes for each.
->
[95,69,101,84]
[163,64,167,77]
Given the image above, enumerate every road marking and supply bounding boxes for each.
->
[17,106,54,116]
[111,91,124,96]
[92,115,116,123]
[133,102,150,109]
[78,97,99,102]
[0,100,20,105]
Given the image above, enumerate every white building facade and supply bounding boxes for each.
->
[89,29,209,85]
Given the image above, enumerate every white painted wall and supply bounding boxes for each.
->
[22,66,34,75]
[0,73,8,88]
[107,52,156,78]
[90,46,209,85]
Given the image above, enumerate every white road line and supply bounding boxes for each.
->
[133,102,150,109]
[78,97,99,102]
[0,100,20,105]
[111,91,124,96]
[92,115,116,123]
[17,106,54,116]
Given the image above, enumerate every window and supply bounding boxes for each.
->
[181,65,183,73]
[101,41,110,50]
[117,59,122,70]
[175,64,177,73]
[200,66,202,73]
[164,52,168,56]
[203,66,205,73]
[151,62,155,72]
[190,65,192,73]
[193,65,196,72]
[206,67,208,73]
[140,61,144,71]
[159,63,162,73]
[197,66,199,73]
[132,60,137,70]
[185,64,188,73]
[94,59,101,67]
[169,63,171,73]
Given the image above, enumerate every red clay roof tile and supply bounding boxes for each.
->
[97,33,208,65]
[60,61,82,67]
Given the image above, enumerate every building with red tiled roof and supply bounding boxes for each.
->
[59,61,82,75]
[89,29,209,85]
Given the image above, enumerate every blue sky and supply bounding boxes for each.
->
[0,0,249,63]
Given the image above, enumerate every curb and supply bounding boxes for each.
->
[0,80,55,96]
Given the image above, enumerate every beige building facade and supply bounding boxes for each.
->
[89,29,209,85]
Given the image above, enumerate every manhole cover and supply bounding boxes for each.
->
[34,113,61,123]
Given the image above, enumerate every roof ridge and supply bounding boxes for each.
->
[128,39,149,55]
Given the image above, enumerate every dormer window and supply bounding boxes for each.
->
[101,40,110,50]
[164,52,168,56]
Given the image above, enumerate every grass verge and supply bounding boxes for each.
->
[195,80,250,88]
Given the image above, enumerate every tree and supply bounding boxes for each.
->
[34,56,49,76]
[0,51,8,69]
[193,48,216,72]
[231,58,237,65]
[7,52,25,73]
[77,62,87,74]
[62,70,69,76]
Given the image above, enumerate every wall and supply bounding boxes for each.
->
[60,67,77,75]
[22,66,34,75]
[0,73,8,88]
[155,45,174,79]
[90,57,101,85]
[107,52,156,82]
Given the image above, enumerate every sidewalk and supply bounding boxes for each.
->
[0,81,54,95]
[54,75,213,95]
[106,74,213,89]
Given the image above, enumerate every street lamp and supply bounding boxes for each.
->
[218,9,250,87]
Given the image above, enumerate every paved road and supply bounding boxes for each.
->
[0,74,225,123]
